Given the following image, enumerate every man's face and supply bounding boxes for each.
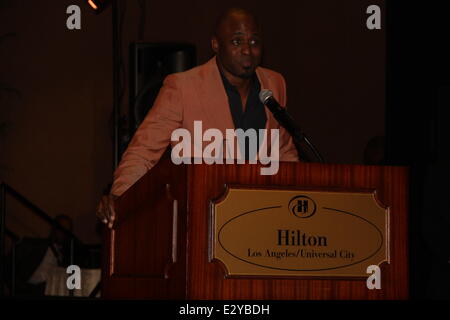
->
[212,13,262,79]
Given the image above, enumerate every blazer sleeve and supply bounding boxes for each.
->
[277,74,300,162]
[111,74,183,196]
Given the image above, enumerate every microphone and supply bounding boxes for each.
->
[259,89,324,163]
[259,89,281,113]
[259,89,286,115]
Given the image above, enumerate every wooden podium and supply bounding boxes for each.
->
[101,154,408,299]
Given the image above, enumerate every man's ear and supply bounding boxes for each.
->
[211,37,219,54]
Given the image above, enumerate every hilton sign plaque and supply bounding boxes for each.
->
[209,187,389,278]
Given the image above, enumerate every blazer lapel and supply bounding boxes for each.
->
[196,56,235,133]
[256,68,279,155]
[195,57,279,158]
[197,58,279,132]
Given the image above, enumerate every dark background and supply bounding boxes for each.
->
[387,1,450,299]
[0,0,448,299]
[0,0,385,242]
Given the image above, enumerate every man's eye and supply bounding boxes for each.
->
[232,39,241,46]
[249,39,259,46]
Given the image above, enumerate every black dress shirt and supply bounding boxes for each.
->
[219,69,267,160]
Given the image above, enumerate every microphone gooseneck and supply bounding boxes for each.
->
[259,89,324,163]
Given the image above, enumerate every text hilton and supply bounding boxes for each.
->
[277,230,328,246]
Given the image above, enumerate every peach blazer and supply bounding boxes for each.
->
[111,56,299,196]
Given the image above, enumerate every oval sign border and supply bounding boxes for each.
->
[217,206,384,272]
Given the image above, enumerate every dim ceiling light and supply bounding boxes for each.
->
[88,0,98,10]
[87,0,111,13]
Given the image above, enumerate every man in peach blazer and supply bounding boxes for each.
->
[97,8,299,227]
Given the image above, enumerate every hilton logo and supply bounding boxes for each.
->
[288,195,317,218]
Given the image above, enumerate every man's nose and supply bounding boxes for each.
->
[241,42,251,55]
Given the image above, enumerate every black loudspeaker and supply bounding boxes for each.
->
[129,42,196,130]
[118,43,196,158]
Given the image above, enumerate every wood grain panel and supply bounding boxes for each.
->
[102,156,408,299]
[102,152,188,299]
[186,162,408,299]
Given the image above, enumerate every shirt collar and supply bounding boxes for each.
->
[216,60,259,92]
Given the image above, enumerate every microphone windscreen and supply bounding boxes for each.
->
[259,89,273,104]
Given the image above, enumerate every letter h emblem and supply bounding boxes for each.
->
[297,200,308,214]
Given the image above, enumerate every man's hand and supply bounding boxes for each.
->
[96,194,118,229]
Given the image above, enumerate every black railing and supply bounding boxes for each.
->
[5,228,19,243]
[0,182,86,297]
[3,227,20,296]
[0,183,6,296]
